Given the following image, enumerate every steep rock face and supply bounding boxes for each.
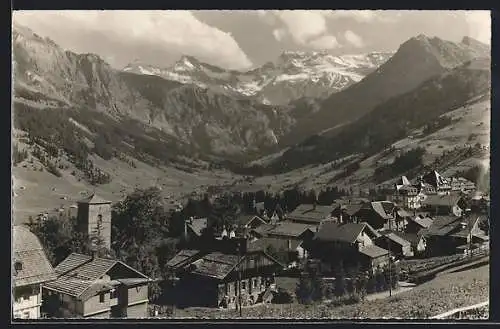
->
[123,50,393,106]
[283,35,491,145]
[12,24,295,158]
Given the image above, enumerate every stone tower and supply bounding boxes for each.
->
[77,194,112,251]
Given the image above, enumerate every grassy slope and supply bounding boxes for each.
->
[12,137,239,224]
[252,97,490,192]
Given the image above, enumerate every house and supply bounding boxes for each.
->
[286,204,335,226]
[395,232,427,256]
[421,193,465,216]
[307,221,389,273]
[13,226,57,319]
[184,217,208,239]
[422,214,487,256]
[42,253,151,318]
[450,177,476,192]
[166,245,284,309]
[234,215,268,236]
[77,194,112,251]
[422,170,452,193]
[354,201,396,230]
[405,214,433,234]
[331,198,366,224]
[247,237,307,264]
[265,221,316,243]
[375,231,413,258]
[248,223,276,240]
[390,184,422,209]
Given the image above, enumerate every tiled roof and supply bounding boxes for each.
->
[78,193,111,204]
[394,232,424,248]
[423,216,462,236]
[359,245,389,258]
[422,194,462,207]
[287,204,334,224]
[190,252,240,280]
[411,216,433,229]
[187,218,208,236]
[382,232,411,247]
[166,249,201,268]
[235,215,266,228]
[250,223,275,236]
[247,237,301,253]
[314,222,380,243]
[266,221,315,238]
[13,225,56,287]
[44,253,148,299]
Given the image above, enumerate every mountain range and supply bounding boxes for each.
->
[123,50,393,106]
[12,23,490,171]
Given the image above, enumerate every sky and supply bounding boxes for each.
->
[12,10,491,71]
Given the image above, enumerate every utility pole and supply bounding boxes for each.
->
[236,241,242,317]
[388,209,394,297]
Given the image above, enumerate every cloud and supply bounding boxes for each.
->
[344,30,364,48]
[273,10,328,44]
[272,28,287,42]
[12,10,253,70]
[309,35,341,50]
[464,10,491,44]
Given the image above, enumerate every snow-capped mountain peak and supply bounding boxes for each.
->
[122,50,394,105]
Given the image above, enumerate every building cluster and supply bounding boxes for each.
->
[13,194,151,319]
[13,169,489,317]
[170,169,488,309]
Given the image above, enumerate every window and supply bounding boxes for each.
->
[97,214,103,225]
[99,292,105,303]
[241,281,246,290]
[110,289,117,299]
[234,282,237,296]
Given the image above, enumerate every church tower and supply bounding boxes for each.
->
[77,194,112,251]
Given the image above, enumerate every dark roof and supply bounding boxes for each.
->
[314,221,380,243]
[339,203,364,216]
[369,201,395,219]
[266,221,315,238]
[359,245,389,258]
[43,253,149,299]
[422,194,462,207]
[235,215,267,228]
[166,249,202,269]
[13,226,56,287]
[394,232,425,248]
[250,223,275,236]
[410,216,433,229]
[77,193,111,204]
[396,209,413,218]
[380,232,411,247]
[189,251,282,280]
[423,216,463,236]
[287,204,333,224]
[422,170,450,188]
[187,218,208,236]
[248,237,301,253]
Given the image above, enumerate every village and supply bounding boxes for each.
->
[12,168,490,319]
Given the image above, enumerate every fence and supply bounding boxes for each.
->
[430,301,489,319]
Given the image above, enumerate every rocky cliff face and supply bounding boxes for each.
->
[12,24,295,157]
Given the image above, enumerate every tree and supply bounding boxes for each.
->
[334,262,347,297]
[296,273,314,305]
[375,267,387,292]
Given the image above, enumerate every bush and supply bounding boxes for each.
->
[273,288,294,304]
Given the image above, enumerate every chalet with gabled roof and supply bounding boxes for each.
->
[166,244,284,309]
[286,204,335,226]
[354,201,397,230]
[42,253,151,318]
[306,221,389,273]
[13,226,57,319]
[422,214,488,256]
[375,231,413,258]
[421,193,465,216]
